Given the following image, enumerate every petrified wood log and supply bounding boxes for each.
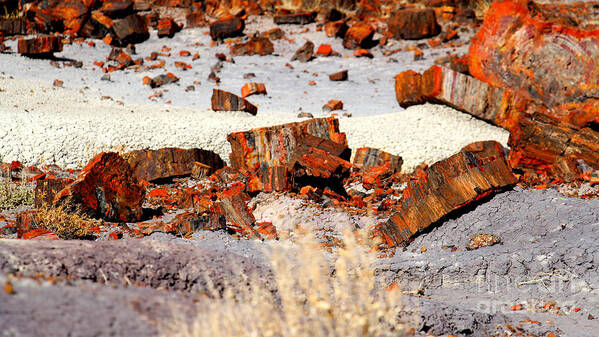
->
[17,35,63,57]
[379,141,517,246]
[508,114,599,183]
[273,11,316,25]
[230,36,274,56]
[54,152,145,222]
[227,117,348,192]
[394,65,525,130]
[241,82,267,98]
[291,147,352,194]
[211,89,258,115]
[387,8,440,40]
[353,147,403,173]
[469,0,599,128]
[329,70,348,81]
[123,147,224,182]
[209,17,244,41]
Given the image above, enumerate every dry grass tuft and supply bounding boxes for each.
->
[34,201,100,240]
[165,231,403,337]
[0,178,34,210]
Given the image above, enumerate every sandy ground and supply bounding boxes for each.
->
[0,17,507,172]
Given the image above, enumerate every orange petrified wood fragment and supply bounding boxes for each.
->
[469,0,599,128]
[378,141,517,246]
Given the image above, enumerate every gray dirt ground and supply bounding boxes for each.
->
[1,187,597,336]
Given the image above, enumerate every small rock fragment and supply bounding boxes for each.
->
[211,89,257,115]
[241,82,267,98]
[343,23,374,50]
[18,35,63,57]
[329,70,348,81]
[230,36,274,56]
[157,17,182,38]
[291,40,314,62]
[209,17,244,41]
[52,79,63,87]
[322,99,343,112]
[466,233,501,250]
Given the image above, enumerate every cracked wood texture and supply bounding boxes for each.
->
[379,141,517,246]
[469,0,599,128]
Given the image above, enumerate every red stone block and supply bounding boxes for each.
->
[211,89,258,115]
[157,18,182,38]
[353,147,403,174]
[54,152,145,222]
[387,8,441,40]
[329,70,348,81]
[325,20,348,38]
[343,22,374,50]
[18,35,62,57]
[273,11,316,25]
[379,141,516,246]
[241,82,267,98]
[145,73,179,88]
[111,14,149,46]
[230,36,274,56]
[123,147,224,182]
[323,99,343,112]
[209,17,244,41]
[316,44,332,56]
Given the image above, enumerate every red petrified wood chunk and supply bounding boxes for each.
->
[211,89,258,115]
[329,70,348,81]
[323,99,343,112]
[387,8,441,40]
[209,17,244,41]
[100,0,134,18]
[378,141,517,246]
[157,17,182,38]
[18,35,63,57]
[316,44,332,56]
[111,14,149,46]
[469,0,599,128]
[123,147,225,182]
[325,20,348,38]
[353,147,403,174]
[230,36,274,56]
[343,22,374,50]
[54,152,146,222]
[241,82,267,98]
[144,72,179,88]
[273,10,316,25]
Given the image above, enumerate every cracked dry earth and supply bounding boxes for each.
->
[1,187,598,336]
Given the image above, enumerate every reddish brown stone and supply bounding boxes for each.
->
[508,114,599,183]
[388,8,441,40]
[100,0,134,18]
[230,36,274,56]
[216,187,255,231]
[112,14,149,46]
[18,35,63,57]
[378,141,517,246]
[323,99,343,112]
[241,82,267,98]
[50,0,90,34]
[343,22,374,50]
[34,177,73,209]
[107,47,134,67]
[469,0,599,128]
[291,40,314,62]
[353,48,373,58]
[123,147,225,182]
[329,70,348,81]
[54,152,145,222]
[273,11,316,25]
[262,27,284,40]
[394,70,423,108]
[325,20,348,38]
[227,118,348,192]
[353,147,403,174]
[145,73,179,88]
[316,44,332,56]
[157,17,182,38]
[191,162,214,179]
[209,17,244,41]
[291,147,352,193]
[211,89,257,115]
